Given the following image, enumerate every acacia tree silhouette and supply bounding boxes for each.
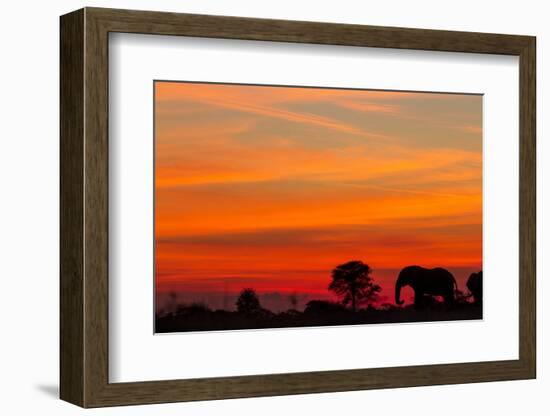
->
[329,261,381,312]
[236,288,261,315]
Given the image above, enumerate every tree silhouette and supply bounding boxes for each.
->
[329,261,381,312]
[288,292,298,310]
[236,288,261,315]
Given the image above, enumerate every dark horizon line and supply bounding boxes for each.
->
[153,78,484,97]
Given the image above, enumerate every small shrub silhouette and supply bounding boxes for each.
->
[236,288,261,315]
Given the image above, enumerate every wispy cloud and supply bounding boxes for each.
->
[156,82,404,139]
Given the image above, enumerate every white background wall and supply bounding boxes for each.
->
[0,0,545,414]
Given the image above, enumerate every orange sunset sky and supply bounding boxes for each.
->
[154,81,482,312]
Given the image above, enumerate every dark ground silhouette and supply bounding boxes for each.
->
[156,263,482,333]
[155,299,482,333]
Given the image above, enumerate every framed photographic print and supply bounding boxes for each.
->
[60,7,536,407]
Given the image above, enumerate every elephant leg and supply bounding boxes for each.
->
[414,292,423,309]
[444,293,454,307]
[473,292,481,305]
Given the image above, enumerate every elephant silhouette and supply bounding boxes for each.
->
[466,271,483,305]
[395,265,457,308]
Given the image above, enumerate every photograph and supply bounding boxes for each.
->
[154,81,483,333]
[53,5,537,409]
[52,5,537,409]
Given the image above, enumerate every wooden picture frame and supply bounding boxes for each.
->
[60,7,536,408]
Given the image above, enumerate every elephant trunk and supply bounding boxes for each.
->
[395,280,405,305]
